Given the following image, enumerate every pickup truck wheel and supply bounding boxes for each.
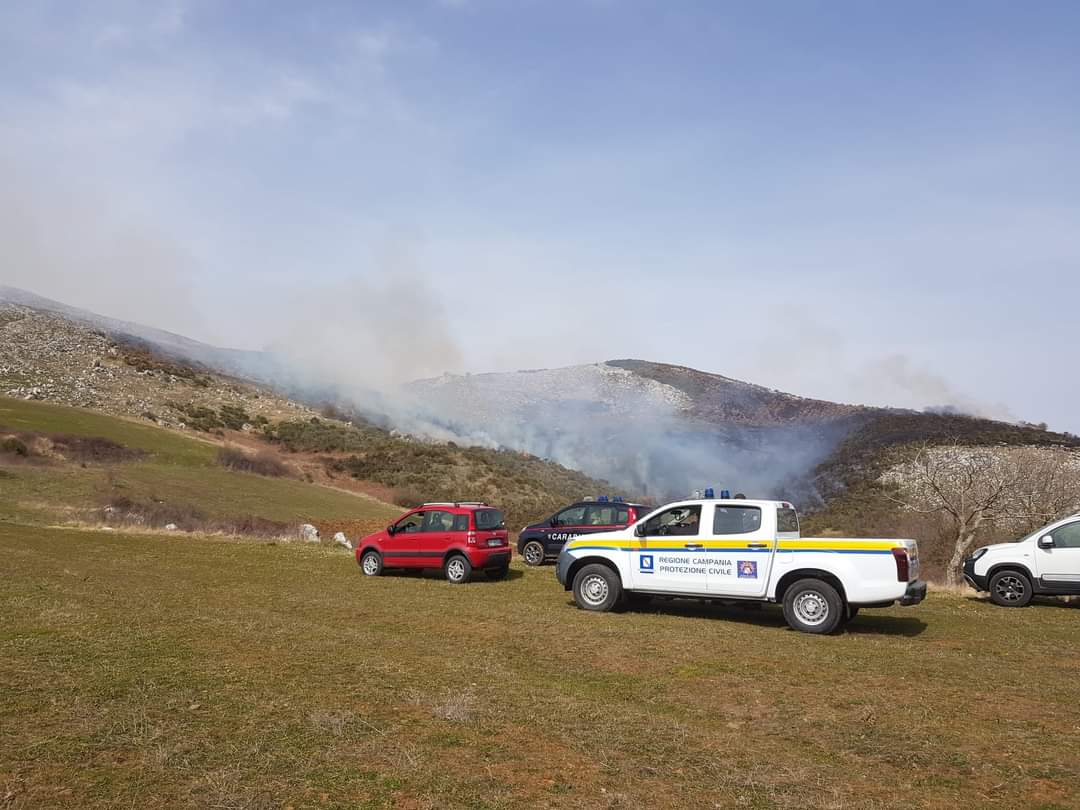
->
[522,540,545,567]
[444,554,473,585]
[782,578,843,634]
[572,564,622,612]
[989,570,1033,607]
[360,551,383,577]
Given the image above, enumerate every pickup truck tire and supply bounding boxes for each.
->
[522,540,546,567]
[360,550,383,577]
[988,569,1033,607]
[782,578,844,634]
[572,564,622,612]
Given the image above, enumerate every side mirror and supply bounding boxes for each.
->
[387,525,396,536]
[634,523,646,538]
[550,518,559,527]
[1038,534,1055,549]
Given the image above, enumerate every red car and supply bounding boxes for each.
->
[356,502,511,584]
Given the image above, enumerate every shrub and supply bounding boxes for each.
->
[1,437,30,457]
[52,435,144,463]
[217,447,291,477]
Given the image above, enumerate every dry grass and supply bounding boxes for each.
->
[2,524,1079,810]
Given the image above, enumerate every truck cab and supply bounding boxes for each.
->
[555,497,926,634]
[962,513,1080,606]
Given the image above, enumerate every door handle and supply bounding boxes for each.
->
[684,543,704,550]
[748,542,769,549]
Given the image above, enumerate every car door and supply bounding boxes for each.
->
[630,504,707,594]
[418,509,457,562]
[704,504,774,597]
[546,504,588,554]
[1034,520,1080,590]
[385,511,425,566]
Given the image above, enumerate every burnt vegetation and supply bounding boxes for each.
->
[101,494,289,537]
[217,446,292,478]
[0,426,144,464]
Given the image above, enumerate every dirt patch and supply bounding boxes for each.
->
[216,446,292,478]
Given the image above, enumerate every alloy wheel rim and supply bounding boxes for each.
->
[447,559,466,581]
[362,555,378,575]
[794,591,829,625]
[580,574,609,606]
[524,543,543,565]
[996,575,1026,601]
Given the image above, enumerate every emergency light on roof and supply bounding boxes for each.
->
[597,495,610,503]
[703,488,715,499]
[721,490,732,499]
[612,496,624,503]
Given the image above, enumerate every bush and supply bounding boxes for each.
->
[52,435,144,463]
[217,447,291,477]
[1,437,30,457]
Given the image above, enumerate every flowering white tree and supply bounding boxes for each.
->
[884,443,1080,586]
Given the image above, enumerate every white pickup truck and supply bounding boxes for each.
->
[554,497,926,634]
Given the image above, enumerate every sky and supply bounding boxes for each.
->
[1,0,1078,432]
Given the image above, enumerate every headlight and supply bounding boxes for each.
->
[969,547,988,562]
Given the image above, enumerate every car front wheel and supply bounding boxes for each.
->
[989,570,1033,607]
[572,564,622,612]
[360,550,383,577]
[522,540,545,566]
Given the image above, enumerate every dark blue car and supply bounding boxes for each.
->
[518,497,650,566]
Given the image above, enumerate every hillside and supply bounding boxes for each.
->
[0,300,611,530]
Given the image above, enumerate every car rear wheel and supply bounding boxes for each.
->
[444,554,473,584]
[522,540,545,566]
[782,578,843,634]
[360,550,383,577]
[989,570,1033,607]
[572,564,621,612]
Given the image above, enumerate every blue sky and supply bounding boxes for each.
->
[1,1,1078,430]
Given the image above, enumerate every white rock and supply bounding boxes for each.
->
[164,523,178,531]
[333,531,353,550]
[299,523,320,543]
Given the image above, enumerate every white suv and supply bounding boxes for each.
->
[963,514,1080,606]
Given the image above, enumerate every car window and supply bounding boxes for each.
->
[643,505,702,537]
[713,506,762,535]
[475,509,505,530]
[394,512,425,533]
[777,507,800,534]
[452,514,469,532]
[615,507,630,524]
[554,506,587,526]
[1052,522,1080,549]
[422,510,455,532]
[585,505,617,525]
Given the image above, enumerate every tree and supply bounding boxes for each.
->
[884,443,1080,587]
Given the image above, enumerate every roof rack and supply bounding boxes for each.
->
[420,502,489,507]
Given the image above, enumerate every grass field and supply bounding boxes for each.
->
[0,397,401,534]
[2,524,1079,809]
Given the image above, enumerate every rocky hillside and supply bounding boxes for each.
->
[0,299,609,529]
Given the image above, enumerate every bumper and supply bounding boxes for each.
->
[555,550,570,588]
[899,579,928,606]
[962,558,988,591]
[468,548,510,569]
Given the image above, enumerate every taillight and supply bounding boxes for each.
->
[891,547,910,582]
[467,531,477,546]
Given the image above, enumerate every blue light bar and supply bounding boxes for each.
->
[597,495,610,503]
[720,489,731,499]
[703,487,715,499]
[612,496,624,502]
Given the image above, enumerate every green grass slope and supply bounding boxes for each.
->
[2,524,1078,809]
[0,397,401,535]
